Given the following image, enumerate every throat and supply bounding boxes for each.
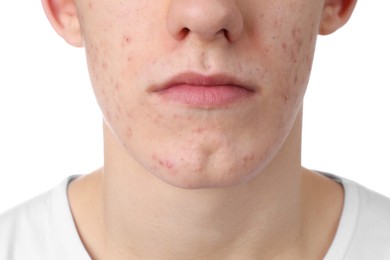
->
[99,166,306,259]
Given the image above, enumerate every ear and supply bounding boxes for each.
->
[319,0,357,35]
[41,0,83,47]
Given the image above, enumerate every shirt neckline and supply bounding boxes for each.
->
[321,173,360,259]
[60,175,92,259]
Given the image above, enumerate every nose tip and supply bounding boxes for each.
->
[167,0,244,42]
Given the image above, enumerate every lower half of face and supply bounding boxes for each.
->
[80,0,320,189]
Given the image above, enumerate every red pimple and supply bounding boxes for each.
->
[194,127,205,134]
[158,159,175,169]
[153,154,175,169]
[165,160,175,169]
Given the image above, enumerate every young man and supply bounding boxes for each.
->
[1,0,389,259]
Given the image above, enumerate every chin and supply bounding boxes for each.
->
[144,138,277,190]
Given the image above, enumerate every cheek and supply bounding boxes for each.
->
[276,24,317,106]
[83,11,145,133]
[84,40,131,146]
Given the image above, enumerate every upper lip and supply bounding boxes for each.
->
[150,72,255,92]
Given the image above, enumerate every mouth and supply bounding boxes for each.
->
[150,72,256,108]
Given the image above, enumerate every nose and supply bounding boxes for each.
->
[167,0,244,42]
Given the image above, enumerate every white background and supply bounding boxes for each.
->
[0,1,389,213]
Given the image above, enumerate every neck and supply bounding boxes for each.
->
[99,112,306,259]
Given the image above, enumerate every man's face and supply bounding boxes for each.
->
[76,0,323,188]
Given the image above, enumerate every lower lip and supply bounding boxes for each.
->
[156,85,253,107]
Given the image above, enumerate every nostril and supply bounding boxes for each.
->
[216,29,233,42]
[221,29,229,40]
[176,27,190,40]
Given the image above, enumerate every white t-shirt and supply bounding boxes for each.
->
[0,173,389,260]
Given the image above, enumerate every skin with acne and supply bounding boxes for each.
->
[40,0,357,258]
[76,0,319,188]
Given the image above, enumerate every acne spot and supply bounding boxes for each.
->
[121,36,133,47]
[125,127,133,139]
[243,154,255,164]
[102,62,108,70]
[290,50,298,64]
[292,28,302,41]
[152,116,161,125]
[126,111,133,119]
[152,154,175,170]
[193,127,205,134]
[88,2,93,10]
[272,19,280,29]
[282,42,287,51]
[101,89,107,97]
[106,111,112,121]
[159,160,175,169]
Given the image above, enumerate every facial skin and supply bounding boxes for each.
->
[68,0,323,189]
